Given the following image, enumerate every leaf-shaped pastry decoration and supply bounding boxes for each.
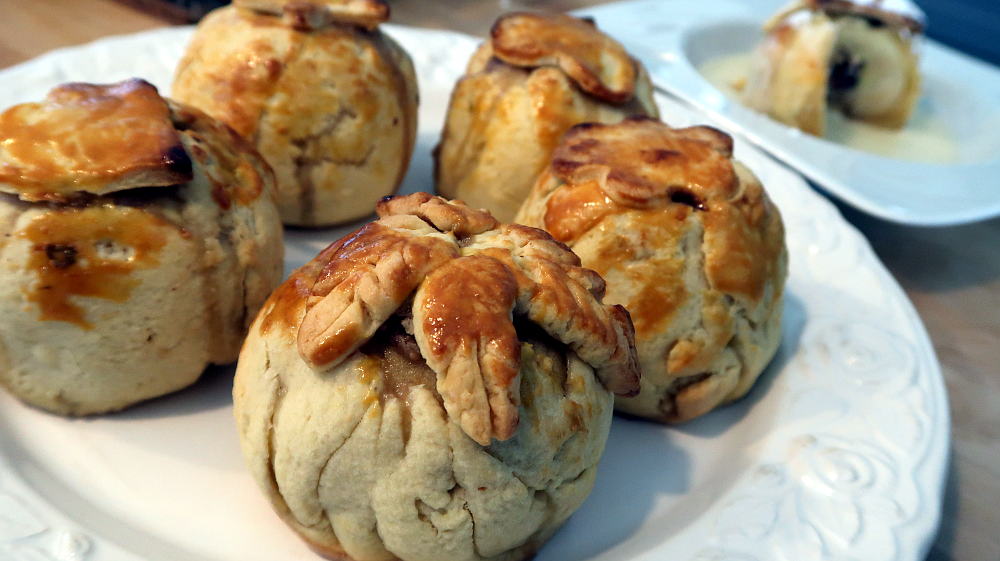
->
[0,79,191,201]
[490,12,637,103]
[376,191,498,238]
[297,216,458,369]
[413,255,520,445]
[464,225,641,397]
[290,194,640,443]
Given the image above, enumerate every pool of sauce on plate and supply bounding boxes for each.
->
[697,52,958,164]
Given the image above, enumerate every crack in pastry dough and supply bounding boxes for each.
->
[173,3,417,226]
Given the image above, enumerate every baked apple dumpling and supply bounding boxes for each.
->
[435,11,659,222]
[517,118,786,422]
[173,0,418,226]
[742,0,924,135]
[0,79,283,415]
[234,193,639,561]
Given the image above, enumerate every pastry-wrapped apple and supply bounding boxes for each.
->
[173,0,418,226]
[435,11,659,222]
[0,79,284,415]
[742,0,924,135]
[234,193,639,561]
[517,118,787,422]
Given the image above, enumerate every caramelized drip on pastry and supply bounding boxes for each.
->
[17,206,168,328]
[0,80,191,199]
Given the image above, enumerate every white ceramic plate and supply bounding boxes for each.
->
[579,0,1000,226]
[0,25,947,561]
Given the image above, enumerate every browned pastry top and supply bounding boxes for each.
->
[0,79,191,201]
[540,117,784,302]
[811,0,924,32]
[490,12,637,103]
[234,0,389,30]
[259,193,640,445]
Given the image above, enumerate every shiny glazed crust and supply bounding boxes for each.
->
[235,193,637,560]
[272,192,638,444]
[173,5,418,226]
[435,13,658,223]
[490,12,637,103]
[0,81,284,415]
[0,79,191,200]
[516,118,787,422]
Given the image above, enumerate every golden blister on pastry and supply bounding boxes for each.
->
[234,193,639,561]
[742,0,924,135]
[435,11,659,223]
[173,0,418,226]
[0,79,284,415]
[517,117,787,423]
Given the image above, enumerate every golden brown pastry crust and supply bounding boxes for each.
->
[0,79,284,416]
[0,79,191,201]
[261,193,639,445]
[235,0,389,30]
[516,118,786,422]
[173,5,417,226]
[490,12,637,103]
[434,13,658,223]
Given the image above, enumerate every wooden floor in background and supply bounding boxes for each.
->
[0,2,997,561]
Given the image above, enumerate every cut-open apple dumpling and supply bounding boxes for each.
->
[742,0,924,135]
[234,193,639,561]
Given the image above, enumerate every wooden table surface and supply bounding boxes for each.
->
[0,1,996,560]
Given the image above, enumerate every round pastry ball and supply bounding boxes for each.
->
[516,117,787,423]
[173,0,418,227]
[234,193,639,561]
[0,79,284,415]
[435,11,659,223]
[742,0,923,135]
